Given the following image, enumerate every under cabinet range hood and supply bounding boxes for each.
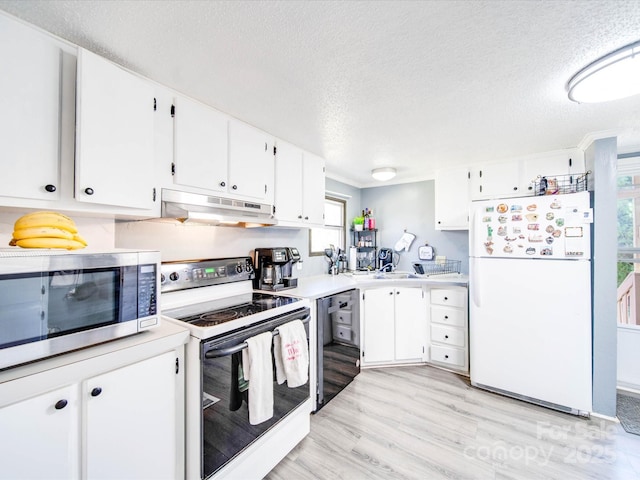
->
[161,189,277,227]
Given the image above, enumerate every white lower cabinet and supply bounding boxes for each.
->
[362,286,427,365]
[428,287,469,373]
[0,348,183,479]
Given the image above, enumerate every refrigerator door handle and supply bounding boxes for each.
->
[471,257,481,307]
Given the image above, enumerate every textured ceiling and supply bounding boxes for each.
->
[2,0,640,187]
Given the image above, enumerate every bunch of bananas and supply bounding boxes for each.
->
[9,211,87,250]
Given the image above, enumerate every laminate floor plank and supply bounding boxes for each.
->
[266,365,640,480]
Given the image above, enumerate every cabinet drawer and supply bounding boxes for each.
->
[336,310,352,325]
[430,288,466,308]
[430,345,465,367]
[431,324,465,347]
[430,305,465,327]
[334,325,352,342]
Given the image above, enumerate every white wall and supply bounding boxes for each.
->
[360,180,469,273]
[618,326,640,391]
[115,219,328,277]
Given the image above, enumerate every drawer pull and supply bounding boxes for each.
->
[444,315,449,319]
[54,399,68,410]
[444,355,449,359]
[444,335,449,339]
[444,296,448,301]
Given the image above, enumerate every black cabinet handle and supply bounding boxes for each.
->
[513,186,518,190]
[444,335,449,339]
[444,355,449,359]
[54,399,68,410]
[232,185,238,190]
[90,387,102,397]
[220,181,226,187]
[304,216,309,220]
[84,187,94,195]
[45,184,57,193]
[298,215,303,219]
[443,297,448,301]
[389,291,393,295]
[444,315,449,319]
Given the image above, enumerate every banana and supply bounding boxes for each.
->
[12,227,75,241]
[15,237,86,250]
[14,211,78,234]
[72,233,88,246]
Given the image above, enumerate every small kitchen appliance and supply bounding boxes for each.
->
[253,247,300,290]
[0,249,160,370]
[160,256,311,479]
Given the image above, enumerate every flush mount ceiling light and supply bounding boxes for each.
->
[371,167,396,181]
[567,39,640,103]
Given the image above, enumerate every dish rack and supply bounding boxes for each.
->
[419,259,461,276]
[532,171,589,196]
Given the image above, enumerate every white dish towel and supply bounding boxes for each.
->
[242,331,274,425]
[274,320,309,388]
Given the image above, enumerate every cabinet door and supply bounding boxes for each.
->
[274,140,304,222]
[302,151,326,225]
[519,149,586,193]
[0,14,61,201]
[0,385,80,479]
[173,95,228,192]
[76,48,155,210]
[394,287,427,361]
[228,120,275,203]
[362,288,395,363]
[84,351,177,479]
[435,166,469,230]
[469,162,521,200]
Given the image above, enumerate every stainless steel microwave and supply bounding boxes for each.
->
[0,249,160,370]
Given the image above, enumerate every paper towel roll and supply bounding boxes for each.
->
[349,246,357,271]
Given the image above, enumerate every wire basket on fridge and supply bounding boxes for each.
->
[532,171,590,196]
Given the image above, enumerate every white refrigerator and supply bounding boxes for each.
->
[469,191,593,415]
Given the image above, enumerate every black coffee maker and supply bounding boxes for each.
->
[253,247,300,290]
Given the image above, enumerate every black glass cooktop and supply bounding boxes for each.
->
[176,293,300,327]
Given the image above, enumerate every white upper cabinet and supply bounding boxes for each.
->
[172,95,228,193]
[76,48,156,210]
[0,14,61,202]
[469,161,521,200]
[435,166,469,230]
[274,140,325,227]
[228,119,275,204]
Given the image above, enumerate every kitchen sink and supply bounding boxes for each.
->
[372,272,420,279]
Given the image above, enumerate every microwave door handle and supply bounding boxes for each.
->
[204,314,310,359]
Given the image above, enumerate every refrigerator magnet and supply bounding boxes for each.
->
[503,244,513,253]
[498,215,508,223]
[512,214,522,221]
[529,234,543,242]
[527,224,540,230]
[565,226,583,237]
[527,204,537,211]
[540,248,553,256]
[513,226,522,234]
[526,247,536,255]
[545,236,554,244]
[497,203,508,213]
[485,206,494,212]
[546,212,554,220]
[550,200,562,209]
[511,204,523,212]
[545,225,555,233]
[498,226,507,236]
[556,218,565,227]
[526,213,539,221]
[552,229,562,238]
[482,216,492,222]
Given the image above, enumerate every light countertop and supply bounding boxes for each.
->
[284,272,468,300]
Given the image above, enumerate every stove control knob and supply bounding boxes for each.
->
[235,264,243,274]
[160,273,166,283]
[169,272,180,282]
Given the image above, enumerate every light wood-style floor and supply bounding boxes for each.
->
[266,365,640,479]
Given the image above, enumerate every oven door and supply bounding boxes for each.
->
[199,307,310,479]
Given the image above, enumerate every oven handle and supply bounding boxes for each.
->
[204,314,311,359]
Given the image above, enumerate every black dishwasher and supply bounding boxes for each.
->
[315,288,360,411]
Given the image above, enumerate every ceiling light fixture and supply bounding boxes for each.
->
[567,39,640,103]
[371,167,396,181]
